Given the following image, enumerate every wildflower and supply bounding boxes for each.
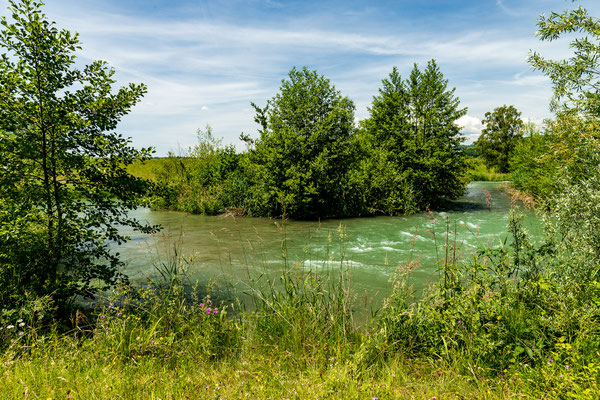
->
[99,315,105,319]
[116,312,122,316]
[366,331,370,335]
[7,325,14,330]
[565,365,570,370]
[17,319,23,323]
[213,310,218,314]
[458,320,462,324]
[200,303,204,307]
[18,331,24,336]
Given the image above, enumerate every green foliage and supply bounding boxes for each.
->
[150,126,249,215]
[475,105,524,173]
[528,5,600,117]
[509,122,560,198]
[244,66,358,218]
[465,157,509,182]
[543,137,600,284]
[376,210,600,380]
[247,262,357,365]
[358,61,468,214]
[151,64,470,218]
[0,0,155,310]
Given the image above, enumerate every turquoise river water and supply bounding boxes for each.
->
[116,181,540,307]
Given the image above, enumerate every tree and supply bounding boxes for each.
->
[359,61,467,214]
[475,105,524,173]
[523,4,600,199]
[0,0,155,309]
[528,6,600,117]
[244,67,357,218]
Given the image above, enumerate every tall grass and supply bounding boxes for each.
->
[466,157,510,182]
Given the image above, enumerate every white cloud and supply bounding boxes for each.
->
[456,115,484,144]
[1,0,581,154]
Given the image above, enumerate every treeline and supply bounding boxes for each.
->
[472,103,600,203]
[151,62,468,219]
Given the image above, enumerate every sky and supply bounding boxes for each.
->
[1,0,598,155]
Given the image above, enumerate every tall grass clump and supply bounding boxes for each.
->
[243,223,359,367]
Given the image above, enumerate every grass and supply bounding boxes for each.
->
[1,346,516,399]
[127,158,167,181]
[466,157,510,182]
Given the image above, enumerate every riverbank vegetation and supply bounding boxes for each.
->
[145,62,469,218]
[2,0,600,398]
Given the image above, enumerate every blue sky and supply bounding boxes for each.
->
[2,0,598,155]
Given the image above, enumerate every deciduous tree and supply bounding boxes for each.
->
[244,67,357,218]
[475,105,524,173]
[0,0,155,309]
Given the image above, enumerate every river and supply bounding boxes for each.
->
[116,181,540,308]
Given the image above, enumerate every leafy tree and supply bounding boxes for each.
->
[520,4,600,200]
[244,67,357,218]
[509,122,559,198]
[528,5,600,117]
[0,0,155,309]
[475,105,524,173]
[359,61,467,214]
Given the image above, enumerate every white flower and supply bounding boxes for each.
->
[16,319,23,323]
[18,322,25,327]
[18,331,24,336]
[6,325,14,330]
